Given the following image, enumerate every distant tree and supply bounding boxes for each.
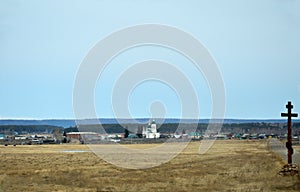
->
[124,127,129,138]
[52,128,63,142]
[137,126,143,138]
[62,131,67,143]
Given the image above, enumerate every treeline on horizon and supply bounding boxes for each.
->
[1,122,300,135]
[0,125,63,134]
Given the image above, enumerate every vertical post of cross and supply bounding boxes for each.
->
[281,101,298,164]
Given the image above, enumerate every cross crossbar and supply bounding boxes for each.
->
[281,113,298,117]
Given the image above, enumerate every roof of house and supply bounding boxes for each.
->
[66,132,98,135]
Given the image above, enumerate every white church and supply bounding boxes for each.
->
[142,119,160,138]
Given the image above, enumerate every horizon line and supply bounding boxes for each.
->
[0,117,293,120]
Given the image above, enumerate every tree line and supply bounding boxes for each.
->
[1,122,300,135]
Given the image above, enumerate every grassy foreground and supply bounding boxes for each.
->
[0,140,299,192]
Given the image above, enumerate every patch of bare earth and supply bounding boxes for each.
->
[0,140,299,192]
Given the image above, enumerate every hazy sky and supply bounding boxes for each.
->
[1,0,300,119]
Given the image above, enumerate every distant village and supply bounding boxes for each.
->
[1,120,300,145]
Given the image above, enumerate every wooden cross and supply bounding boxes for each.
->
[281,101,298,164]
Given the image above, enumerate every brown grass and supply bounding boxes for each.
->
[0,140,299,192]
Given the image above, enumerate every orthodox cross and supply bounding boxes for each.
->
[281,101,298,164]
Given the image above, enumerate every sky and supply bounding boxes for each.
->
[0,0,300,119]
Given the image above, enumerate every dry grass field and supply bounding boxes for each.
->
[0,140,299,192]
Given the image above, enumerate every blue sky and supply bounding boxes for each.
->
[1,0,300,119]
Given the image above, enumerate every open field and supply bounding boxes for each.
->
[0,140,299,192]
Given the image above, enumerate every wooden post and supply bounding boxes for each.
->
[281,101,298,164]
